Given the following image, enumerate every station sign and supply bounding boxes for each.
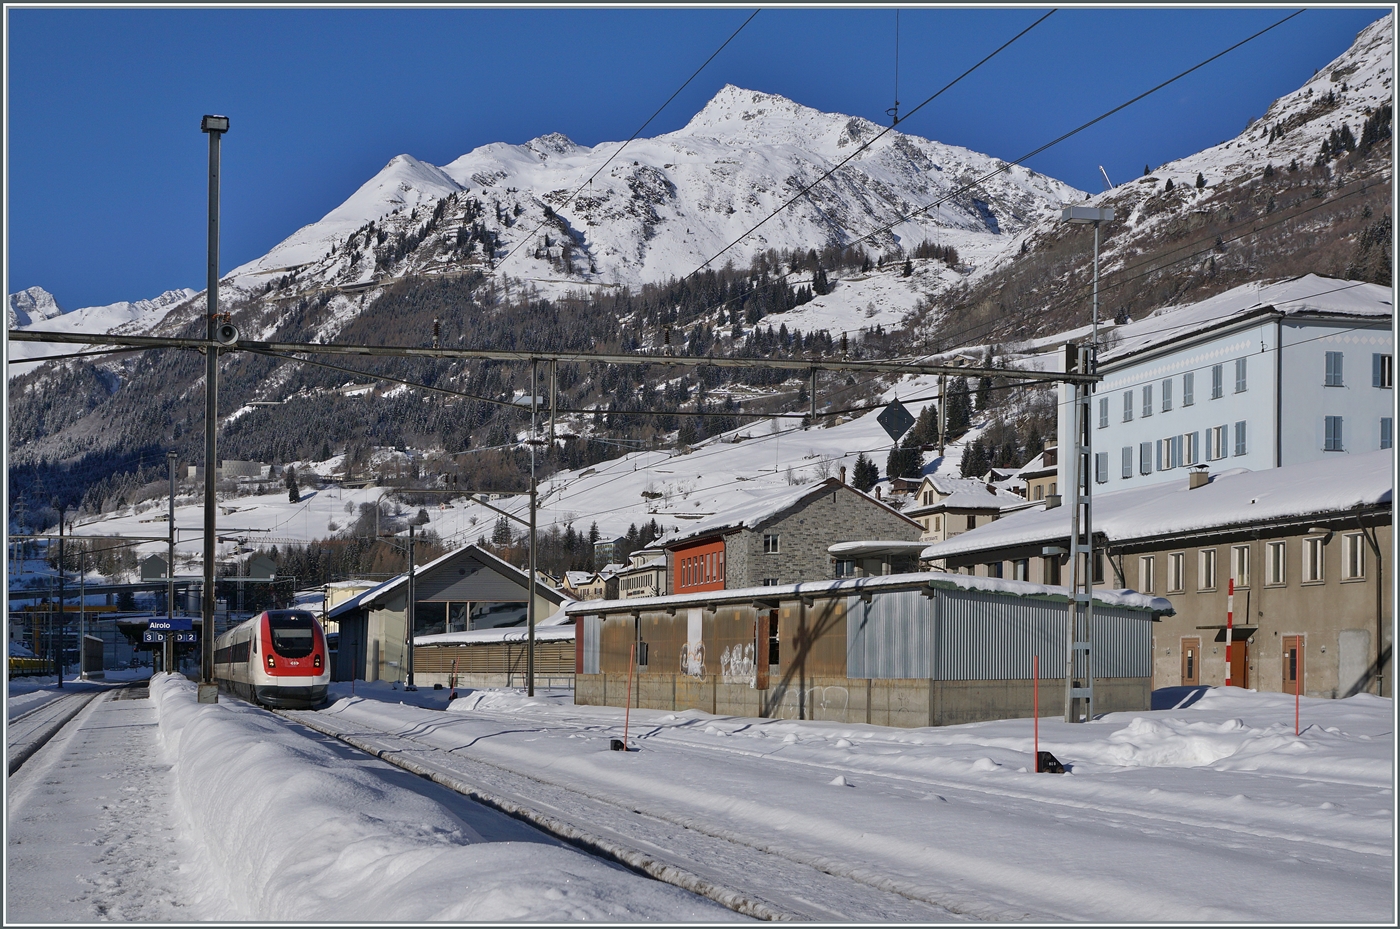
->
[149,618,193,631]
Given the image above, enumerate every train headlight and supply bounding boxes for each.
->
[267,655,276,669]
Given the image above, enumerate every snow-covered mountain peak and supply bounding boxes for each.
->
[677,84,878,149]
[7,285,63,328]
[524,132,582,158]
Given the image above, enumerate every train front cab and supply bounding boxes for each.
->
[257,610,329,708]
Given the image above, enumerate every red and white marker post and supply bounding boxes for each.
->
[1224,578,1235,687]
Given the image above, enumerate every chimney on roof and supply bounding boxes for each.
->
[1189,465,1209,490]
[986,483,996,494]
[839,465,847,484]
[874,485,882,501]
[1045,493,1062,509]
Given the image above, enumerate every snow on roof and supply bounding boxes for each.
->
[657,478,916,547]
[922,450,1393,561]
[564,570,1172,616]
[327,544,563,620]
[563,571,597,586]
[827,540,931,557]
[1099,275,1391,366]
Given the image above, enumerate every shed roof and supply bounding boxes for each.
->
[921,450,1393,561]
[326,543,565,620]
[564,570,1172,616]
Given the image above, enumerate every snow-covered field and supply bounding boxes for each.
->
[7,672,1392,921]
[308,685,1393,922]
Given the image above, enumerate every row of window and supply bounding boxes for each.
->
[678,550,725,589]
[1327,351,1393,388]
[1095,423,1247,482]
[1139,534,1366,593]
[1099,353,1393,430]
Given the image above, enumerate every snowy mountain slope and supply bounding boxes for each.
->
[936,12,1393,354]
[7,287,198,373]
[222,85,1083,311]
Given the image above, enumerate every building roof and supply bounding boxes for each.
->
[921,450,1393,561]
[326,544,565,621]
[564,570,1173,616]
[1098,274,1392,367]
[657,478,918,548]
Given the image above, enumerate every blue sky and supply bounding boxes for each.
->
[5,6,1387,311]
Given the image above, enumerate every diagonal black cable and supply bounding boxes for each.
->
[495,9,760,272]
[688,8,1057,279]
[844,9,1307,253]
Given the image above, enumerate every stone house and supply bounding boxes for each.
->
[661,478,922,594]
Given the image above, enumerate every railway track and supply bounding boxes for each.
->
[7,684,143,775]
[275,707,959,922]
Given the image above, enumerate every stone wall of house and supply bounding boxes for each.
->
[732,488,921,587]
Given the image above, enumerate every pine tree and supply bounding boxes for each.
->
[901,258,914,277]
[285,465,300,504]
[813,267,831,295]
[1143,164,1150,176]
[852,453,879,492]
[1164,178,1175,193]
[945,377,972,436]
[959,439,989,479]
[975,375,991,411]
[1196,172,1206,189]
[492,516,512,546]
[911,404,938,445]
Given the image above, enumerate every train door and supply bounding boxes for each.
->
[1180,637,1200,687]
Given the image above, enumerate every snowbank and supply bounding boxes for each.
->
[148,675,733,921]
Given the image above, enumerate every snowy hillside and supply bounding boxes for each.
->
[985,13,1394,286]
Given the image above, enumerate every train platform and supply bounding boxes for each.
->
[6,685,232,921]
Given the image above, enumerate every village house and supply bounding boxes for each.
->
[615,546,669,599]
[1018,445,1058,503]
[903,474,1031,548]
[920,451,1392,699]
[661,478,922,594]
[1059,274,1392,495]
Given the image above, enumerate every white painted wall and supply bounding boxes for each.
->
[1057,315,1392,493]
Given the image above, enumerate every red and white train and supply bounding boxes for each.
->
[214,609,330,708]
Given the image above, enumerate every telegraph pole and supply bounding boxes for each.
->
[199,114,229,701]
[405,521,417,690]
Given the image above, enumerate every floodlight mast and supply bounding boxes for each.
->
[199,114,228,703]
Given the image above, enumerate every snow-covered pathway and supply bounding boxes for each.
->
[307,685,1394,922]
[6,689,232,921]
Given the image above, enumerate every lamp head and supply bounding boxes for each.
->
[201,115,230,133]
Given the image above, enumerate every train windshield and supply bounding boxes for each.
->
[267,611,316,658]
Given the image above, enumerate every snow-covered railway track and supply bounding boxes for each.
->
[7,688,111,775]
[274,707,961,922]
[622,723,1396,858]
